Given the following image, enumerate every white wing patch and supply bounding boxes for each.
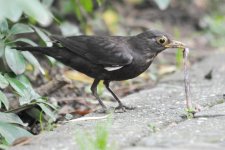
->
[104,66,124,71]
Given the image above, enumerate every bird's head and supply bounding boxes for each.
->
[135,30,185,53]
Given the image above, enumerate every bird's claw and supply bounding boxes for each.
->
[114,105,135,113]
[95,105,135,113]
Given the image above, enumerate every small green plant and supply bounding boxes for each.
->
[185,108,195,119]
[75,116,116,150]
[148,123,159,133]
[173,28,183,68]
[176,48,183,68]
[39,111,56,132]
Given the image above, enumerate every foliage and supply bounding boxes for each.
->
[148,123,159,133]
[203,14,225,47]
[0,72,56,144]
[0,0,104,146]
[173,28,183,68]
[153,0,171,10]
[57,0,105,34]
[75,116,115,150]
[61,0,94,21]
[0,0,56,145]
[176,48,183,68]
[185,108,195,119]
[0,0,52,26]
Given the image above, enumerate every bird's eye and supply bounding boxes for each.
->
[159,38,165,43]
[156,36,168,45]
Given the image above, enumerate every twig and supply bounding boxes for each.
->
[56,96,95,107]
[36,75,71,96]
[183,48,192,110]
[64,115,109,123]
[5,103,36,113]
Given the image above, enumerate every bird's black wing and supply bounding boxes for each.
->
[51,35,133,67]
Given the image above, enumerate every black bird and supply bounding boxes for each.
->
[15,30,185,112]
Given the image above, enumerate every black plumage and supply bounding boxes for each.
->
[15,30,185,112]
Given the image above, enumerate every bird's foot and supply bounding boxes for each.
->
[114,105,135,113]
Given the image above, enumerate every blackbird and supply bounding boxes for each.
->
[15,30,185,112]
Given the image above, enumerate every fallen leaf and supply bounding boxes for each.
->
[64,70,93,84]
[158,65,176,76]
[102,9,119,33]
[12,136,32,146]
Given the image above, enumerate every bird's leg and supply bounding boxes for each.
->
[91,79,107,112]
[103,80,134,112]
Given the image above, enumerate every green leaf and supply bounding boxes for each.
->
[71,0,82,21]
[6,74,35,105]
[0,121,32,145]
[0,112,26,126]
[21,51,45,74]
[20,90,40,106]
[60,22,81,36]
[18,93,33,105]
[80,0,93,13]
[37,98,56,110]
[61,0,74,14]
[176,48,183,68]
[0,73,9,89]
[42,0,54,8]
[4,46,26,75]
[0,34,3,39]
[5,103,36,114]
[96,0,104,6]
[0,19,9,34]
[17,0,53,26]
[153,0,170,10]
[37,103,56,121]
[0,40,4,57]
[10,23,34,35]
[0,144,8,150]
[14,38,38,46]
[10,75,41,105]
[0,0,23,22]
[46,56,56,65]
[5,74,41,105]
[32,26,52,47]
[16,75,32,88]
[0,90,9,110]
[4,74,27,97]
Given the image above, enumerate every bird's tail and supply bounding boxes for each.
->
[15,46,57,53]
[14,46,68,59]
